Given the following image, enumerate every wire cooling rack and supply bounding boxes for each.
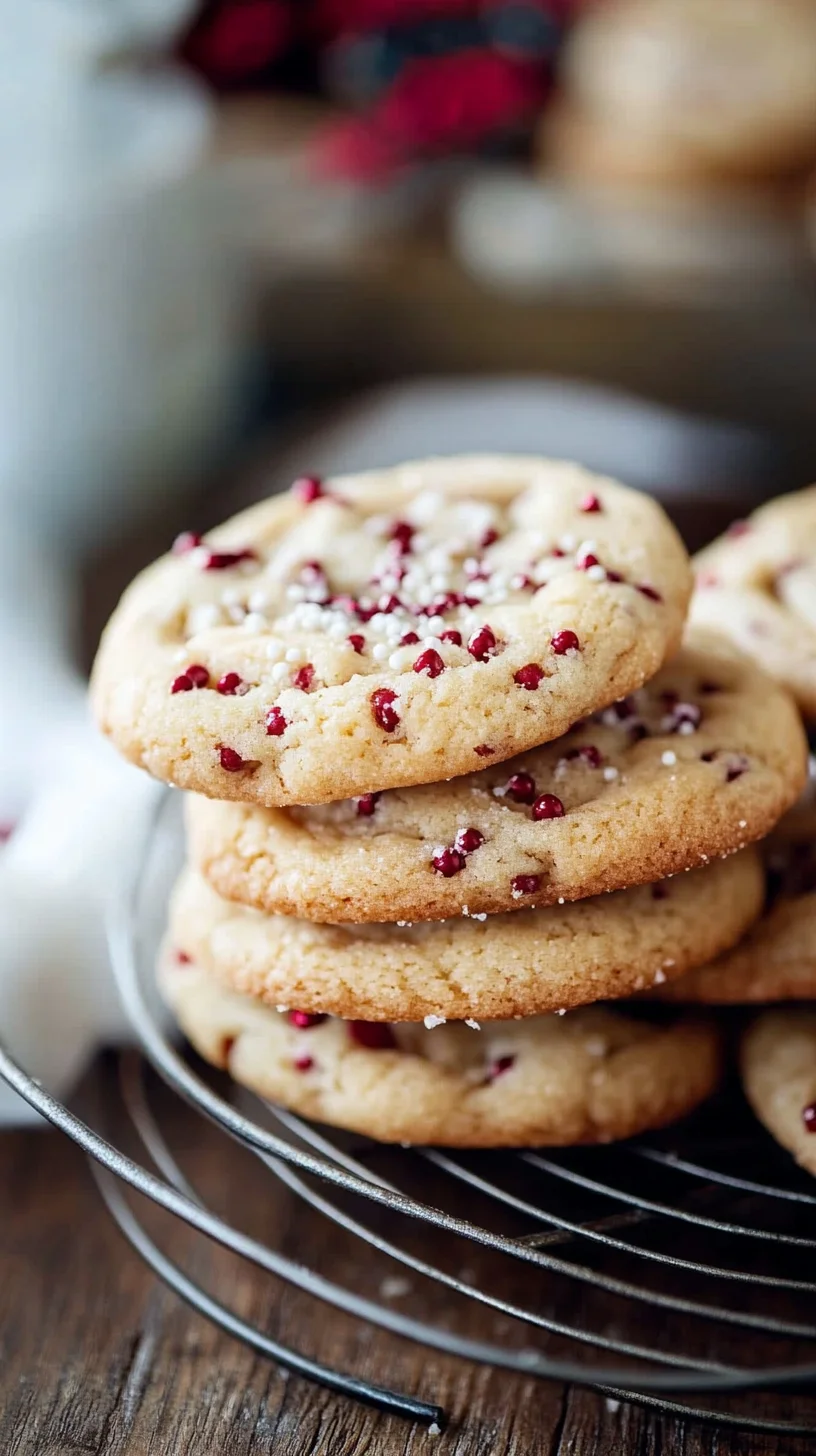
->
[4,790,816,1438]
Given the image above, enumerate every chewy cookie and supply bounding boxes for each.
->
[741,1010,816,1179]
[168,852,763,1023]
[692,486,816,719]
[552,0,816,187]
[658,834,816,1005]
[91,457,691,807]
[186,631,805,922]
[160,948,723,1148]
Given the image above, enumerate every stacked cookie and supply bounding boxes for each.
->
[656,487,816,1177]
[91,457,806,1148]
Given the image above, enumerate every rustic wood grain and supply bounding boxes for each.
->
[1,1058,814,1456]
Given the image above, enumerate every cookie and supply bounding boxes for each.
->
[658,833,816,1004]
[740,1010,816,1178]
[159,947,723,1148]
[186,631,806,923]
[91,456,691,807]
[168,850,763,1023]
[554,0,816,187]
[692,486,816,719]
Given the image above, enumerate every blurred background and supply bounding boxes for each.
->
[4,0,816,1109]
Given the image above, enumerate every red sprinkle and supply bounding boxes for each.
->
[356,792,380,817]
[474,744,496,757]
[389,520,415,553]
[455,827,485,855]
[265,706,288,737]
[377,593,403,615]
[504,771,537,804]
[486,1054,515,1082]
[185,664,209,688]
[665,702,702,733]
[371,687,400,732]
[432,846,465,877]
[413,648,446,679]
[399,631,420,646]
[467,625,497,662]
[565,745,603,768]
[347,633,366,655]
[219,745,250,772]
[441,629,463,646]
[171,673,195,694]
[172,530,202,555]
[293,475,324,504]
[202,548,256,571]
[293,663,315,691]
[175,949,192,964]
[551,630,580,655]
[579,493,602,513]
[577,550,600,571]
[294,1055,315,1073]
[512,874,541,895]
[348,1021,397,1050]
[288,1010,327,1029]
[532,794,565,821]
[217,671,244,696]
[514,663,545,690]
[480,527,500,548]
[636,583,662,602]
[803,1102,816,1132]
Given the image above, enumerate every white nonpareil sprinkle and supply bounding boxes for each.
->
[264,637,285,658]
[372,643,390,661]
[602,766,619,781]
[271,662,290,682]
[661,750,677,766]
[285,645,304,663]
[739,819,747,828]
[423,1014,446,1030]
[465,1019,481,1030]
[275,1004,289,1014]
[586,564,606,582]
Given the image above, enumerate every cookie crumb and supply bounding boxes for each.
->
[424,1015,446,1030]
[380,1275,411,1299]
[428,1422,442,1437]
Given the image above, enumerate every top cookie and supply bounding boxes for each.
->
[692,486,816,720]
[186,631,806,923]
[91,456,691,806]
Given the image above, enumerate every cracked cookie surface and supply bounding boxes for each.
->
[92,456,691,806]
[187,631,805,922]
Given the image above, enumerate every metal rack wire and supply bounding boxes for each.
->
[4,789,816,1438]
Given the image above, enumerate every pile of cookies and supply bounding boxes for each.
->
[92,457,809,1152]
